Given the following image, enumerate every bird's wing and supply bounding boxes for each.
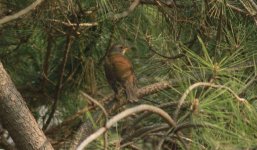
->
[109,54,136,84]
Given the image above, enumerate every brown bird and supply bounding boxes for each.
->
[104,44,138,102]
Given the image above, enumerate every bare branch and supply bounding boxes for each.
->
[77,104,177,150]
[46,19,98,27]
[46,81,173,135]
[0,0,44,25]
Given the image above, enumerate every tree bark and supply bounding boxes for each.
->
[0,62,53,150]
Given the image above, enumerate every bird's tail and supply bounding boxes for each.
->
[125,83,138,102]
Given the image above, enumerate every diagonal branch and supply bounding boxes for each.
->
[113,0,140,20]
[0,0,44,25]
[45,81,173,135]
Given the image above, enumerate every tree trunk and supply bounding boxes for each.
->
[0,62,54,150]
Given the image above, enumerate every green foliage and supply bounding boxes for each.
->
[1,0,257,149]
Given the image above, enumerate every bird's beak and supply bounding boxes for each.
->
[122,47,129,55]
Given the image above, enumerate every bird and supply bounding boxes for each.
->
[104,44,138,102]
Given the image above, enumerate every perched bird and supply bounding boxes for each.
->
[104,44,138,102]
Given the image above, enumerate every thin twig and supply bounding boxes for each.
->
[97,23,116,66]
[173,122,215,133]
[80,91,108,117]
[42,32,53,90]
[145,35,185,60]
[79,91,109,150]
[43,35,74,130]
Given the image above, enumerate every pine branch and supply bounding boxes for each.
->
[0,0,44,25]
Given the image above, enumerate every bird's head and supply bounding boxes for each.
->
[109,44,129,55]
